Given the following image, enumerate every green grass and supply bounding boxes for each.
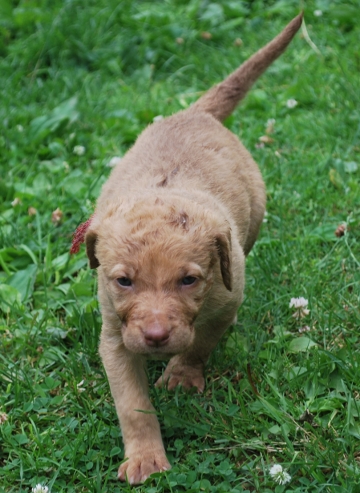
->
[0,0,359,492]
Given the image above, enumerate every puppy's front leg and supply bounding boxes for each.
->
[156,309,238,392]
[99,328,170,484]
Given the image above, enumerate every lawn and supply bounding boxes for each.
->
[0,0,359,492]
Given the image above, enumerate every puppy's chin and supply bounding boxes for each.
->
[122,329,195,357]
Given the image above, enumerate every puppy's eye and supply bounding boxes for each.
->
[117,277,132,287]
[181,276,197,286]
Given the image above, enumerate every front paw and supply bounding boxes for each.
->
[155,363,205,392]
[118,450,171,485]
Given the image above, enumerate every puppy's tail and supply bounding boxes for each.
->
[192,13,303,122]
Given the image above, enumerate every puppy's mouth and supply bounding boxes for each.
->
[145,349,177,361]
[121,321,195,356]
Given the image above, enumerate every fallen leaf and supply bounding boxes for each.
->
[51,207,63,224]
[259,135,274,144]
[201,32,212,40]
[329,168,344,188]
[335,223,346,237]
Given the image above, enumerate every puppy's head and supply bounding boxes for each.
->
[85,200,232,355]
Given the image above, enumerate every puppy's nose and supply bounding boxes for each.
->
[144,323,170,347]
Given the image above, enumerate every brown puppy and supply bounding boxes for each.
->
[84,14,303,484]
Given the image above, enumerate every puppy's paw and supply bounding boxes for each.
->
[118,451,170,485]
[155,363,205,392]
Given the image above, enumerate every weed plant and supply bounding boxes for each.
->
[0,1,359,492]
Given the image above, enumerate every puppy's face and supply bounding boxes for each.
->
[102,252,212,356]
[86,202,232,356]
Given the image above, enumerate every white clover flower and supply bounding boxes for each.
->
[0,412,8,424]
[286,98,298,109]
[16,124,24,132]
[265,118,276,134]
[107,156,122,168]
[77,380,85,393]
[32,485,49,493]
[269,464,292,485]
[289,297,308,309]
[269,464,283,476]
[314,10,323,17]
[299,325,311,333]
[289,297,310,319]
[153,115,164,122]
[73,145,86,156]
[11,197,21,207]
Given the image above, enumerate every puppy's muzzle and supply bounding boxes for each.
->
[143,322,170,347]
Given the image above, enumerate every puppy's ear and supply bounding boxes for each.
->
[85,229,100,269]
[215,231,232,291]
